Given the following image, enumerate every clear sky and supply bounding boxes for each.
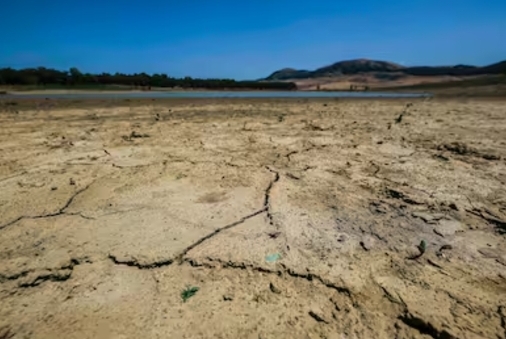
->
[1,0,505,79]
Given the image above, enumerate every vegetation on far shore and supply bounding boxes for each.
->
[0,67,296,91]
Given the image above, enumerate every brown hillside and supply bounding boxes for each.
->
[265,58,506,89]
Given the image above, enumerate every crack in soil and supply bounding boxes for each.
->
[499,306,506,339]
[466,208,506,234]
[0,182,95,230]
[112,163,157,169]
[176,208,268,262]
[108,168,281,269]
[264,167,280,227]
[184,257,353,298]
[0,270,31,282]
[285,150,299,162]
[7,167,321,300]
[284,144,327,162]
[107,208,268,270]
[10,258,87,288]
[375,283,407,307]
[66,212,96,220]
[398,311,457,339]
[19,270,74,288]
[108,254,174,269]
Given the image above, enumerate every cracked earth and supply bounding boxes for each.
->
[1,98,506,339]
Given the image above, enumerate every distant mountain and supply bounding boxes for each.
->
[311,59,405,77]
[265,59,403,80]
[481,60,506,74]
[264,68,312,80]
[264,58,506,80]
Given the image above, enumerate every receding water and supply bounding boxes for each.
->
[3,90,430,100]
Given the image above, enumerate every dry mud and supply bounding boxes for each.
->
[1,98,505,339]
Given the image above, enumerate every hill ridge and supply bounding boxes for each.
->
[265,58,506,80]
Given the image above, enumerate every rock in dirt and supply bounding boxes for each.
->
[437,245,453,258]
[370,201,388,214]
[130,131,150,139]
[306,121,334,131]
[439,142,472,155]
[360,235,375,251]
[412,211,441,223]
[269,282,281,294]
[448,202,459,211]
[385,188,423,205]
[267,232,281,239]
[438,142,501,161]
[434,219,463,236]
[223,294,234,301]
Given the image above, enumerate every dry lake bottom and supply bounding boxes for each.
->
[1,98,505,339]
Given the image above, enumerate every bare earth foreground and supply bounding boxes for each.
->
[1,98,505,339]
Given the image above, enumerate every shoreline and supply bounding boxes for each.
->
[2,96,505,113]
[2,88,424,95]
[2,87,504,98]
[1,88,302,95]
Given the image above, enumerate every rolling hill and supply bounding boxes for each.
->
[265,59,506,81]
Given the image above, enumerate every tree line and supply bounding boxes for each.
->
[0,67,297,90]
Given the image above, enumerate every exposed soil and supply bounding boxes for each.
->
[294,74,506,97]
[1,98,505,339]
[294,74,477,90]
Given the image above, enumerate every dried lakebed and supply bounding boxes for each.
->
[0,98,505,339]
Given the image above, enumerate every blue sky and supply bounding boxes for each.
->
[1,0,505,79]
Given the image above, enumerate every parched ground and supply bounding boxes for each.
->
[1,98,505,339]
[294,74,471,90]
[292,74,500,91]
[292,75,506,98]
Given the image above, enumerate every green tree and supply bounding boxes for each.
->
[69,67,83,84]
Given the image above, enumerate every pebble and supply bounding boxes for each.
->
[360,235,375,251]
[223,294,233,301]
[448,202,459,211]
[337,234,347,242]
[269,282,281,294]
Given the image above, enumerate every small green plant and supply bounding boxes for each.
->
[181,286,199,302]
[408,239,427,260]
